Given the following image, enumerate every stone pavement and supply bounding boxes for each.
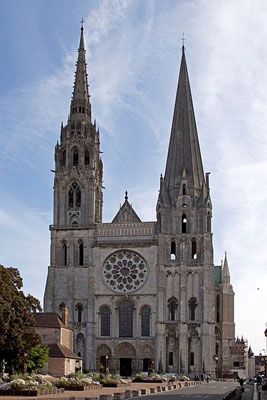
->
[0,380,204,400]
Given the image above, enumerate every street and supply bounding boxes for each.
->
[134,381,244,400]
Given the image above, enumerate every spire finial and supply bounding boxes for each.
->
[81,18,84,30]
[182,32,185,53]
[125,191,128,201]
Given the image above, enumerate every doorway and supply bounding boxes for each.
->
[143,358,152,372]
[120,358,132,377]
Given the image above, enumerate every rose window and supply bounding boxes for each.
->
[103,250,148,293]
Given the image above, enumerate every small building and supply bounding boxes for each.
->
[35,309,82,376]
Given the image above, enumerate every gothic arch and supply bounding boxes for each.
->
[99,305,111,336]
[72,146,79,166]
[76,332,85,358]
[115,342,136,358]
[68,182,81,209]
[168,297,178,321]
[75,302,83,323]
[118,299,134,337]
[140,305,151,337]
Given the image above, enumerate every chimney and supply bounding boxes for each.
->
[62,304,68,326]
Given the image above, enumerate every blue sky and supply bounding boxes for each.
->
[1,0,267,355]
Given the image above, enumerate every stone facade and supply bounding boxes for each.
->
[44,27,235,377]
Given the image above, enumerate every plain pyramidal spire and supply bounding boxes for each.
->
[163,45,205,203]
[70,22,91,120]
[222,251,230,283]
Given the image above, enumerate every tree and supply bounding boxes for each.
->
[0,265,42,372]
[27,344,49,372]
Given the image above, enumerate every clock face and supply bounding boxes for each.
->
[103,250,148,293]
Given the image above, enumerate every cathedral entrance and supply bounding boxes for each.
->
[120,358,132,377]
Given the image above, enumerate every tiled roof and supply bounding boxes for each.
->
[35,312,68,329]
[48,343,82,359]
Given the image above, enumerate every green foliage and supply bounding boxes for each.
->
[27,344,49,372]
[0,265,42,372]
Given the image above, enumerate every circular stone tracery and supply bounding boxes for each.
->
[103,250,148,293]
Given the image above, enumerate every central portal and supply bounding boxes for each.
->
[120,358,132,377]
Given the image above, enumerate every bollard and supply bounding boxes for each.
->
[125,389,132,398]
[99,395,112,400]
[114,393,124,400]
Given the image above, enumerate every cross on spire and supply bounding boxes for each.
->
[181,32,185,53]
[81,18,84,30]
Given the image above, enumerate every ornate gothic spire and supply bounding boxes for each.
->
[70,24,91,121]
[163,47,205,203]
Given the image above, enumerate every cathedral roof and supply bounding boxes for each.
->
[162,46,205,204]
[112,191,141,223]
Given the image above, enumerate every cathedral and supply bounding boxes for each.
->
[44,25,235,377]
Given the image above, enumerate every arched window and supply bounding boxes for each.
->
[189,297,197,321]
[168,298,178,321]
[100,305,111,336]
[76,303,83,323]
[192,240,197,259]
[182,214,187,233]
[190,352,194,366]
[84,149,90,165]
[77,333,85,358]
[60,150,66,166]
[68,182,81,209]
[216,295,220,323]
[182,184,186,195]
[119,300,133,337]
[68,189,74,208]
[62,243,67,266]
[170,241,176,260]
[79,243,84,266]
[73,148,79,166]
[169,352,174,366]
[141,305,151,337]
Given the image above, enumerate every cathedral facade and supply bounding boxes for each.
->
[44,26,235,377]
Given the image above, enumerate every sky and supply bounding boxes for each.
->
[0,0,267,356]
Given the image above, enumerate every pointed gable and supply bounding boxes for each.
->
[112,191,141,223]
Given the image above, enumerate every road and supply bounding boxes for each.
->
[134,381,243,400]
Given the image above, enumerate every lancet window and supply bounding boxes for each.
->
[79,243,84,266]
[119,300,133,337]
[141,305,151,337]
[170,241,176,260]
[100,306,111,336]
[188,297,197,321]
[182,214,187,233]
[68,182,81,209]
[73,148,79,166]
[168,297,178,321]
[76,303,83,323]
[191,240,197,259]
